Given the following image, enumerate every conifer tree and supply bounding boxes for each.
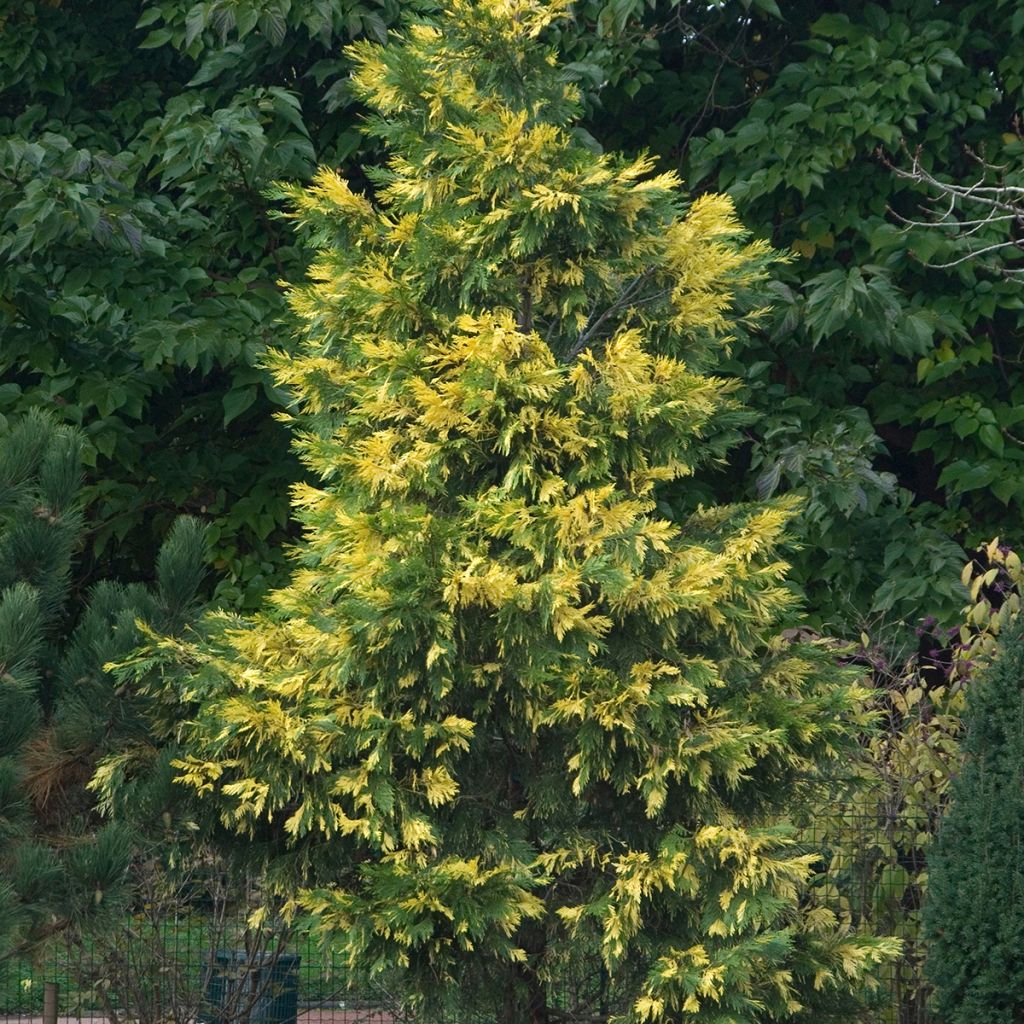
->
[0,410,208,951]
[116,3,897,1020]
[924,618,1024,1023]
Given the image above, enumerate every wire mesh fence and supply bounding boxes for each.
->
[800,806,934,1024]
[0,808,936,1024]
[0,923,404,1024]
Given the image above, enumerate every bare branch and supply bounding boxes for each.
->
[915,239,1024,271]
[887,210,1018,233]
[880,141,1024,277]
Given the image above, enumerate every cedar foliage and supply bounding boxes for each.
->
[113,2,897,1020]
[0,410,208,951]
[924,617,1024,1023]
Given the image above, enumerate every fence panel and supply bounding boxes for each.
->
[0,810,934,1024]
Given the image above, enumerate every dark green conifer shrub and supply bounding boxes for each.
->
[924,617,1024,1023]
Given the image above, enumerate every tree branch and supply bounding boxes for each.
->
[880,142,1024,276]
[564,269,656,362]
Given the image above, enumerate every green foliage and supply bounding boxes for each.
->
[9,0,1017,636]
[0,412,209,954]
[6,0,1021,642]
[579,0,1024,630]
[924,617,1024,1023]
[0,0,432,610]
[800,540,1024,1022]
[0,411,82,623]
[109,4,899,1020]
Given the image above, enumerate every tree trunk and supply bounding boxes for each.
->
[499,929,550,1024]
[523,962,550,1024]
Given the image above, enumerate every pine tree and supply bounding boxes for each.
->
[116,2,897,1019]
[0,410,208,951]
[924,618,1024,1023]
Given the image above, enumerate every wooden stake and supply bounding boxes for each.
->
[43,982,58,1024]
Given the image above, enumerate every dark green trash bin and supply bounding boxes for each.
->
[199,951,300,1024]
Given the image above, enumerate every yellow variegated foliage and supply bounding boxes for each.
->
[102,1,897,1020]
